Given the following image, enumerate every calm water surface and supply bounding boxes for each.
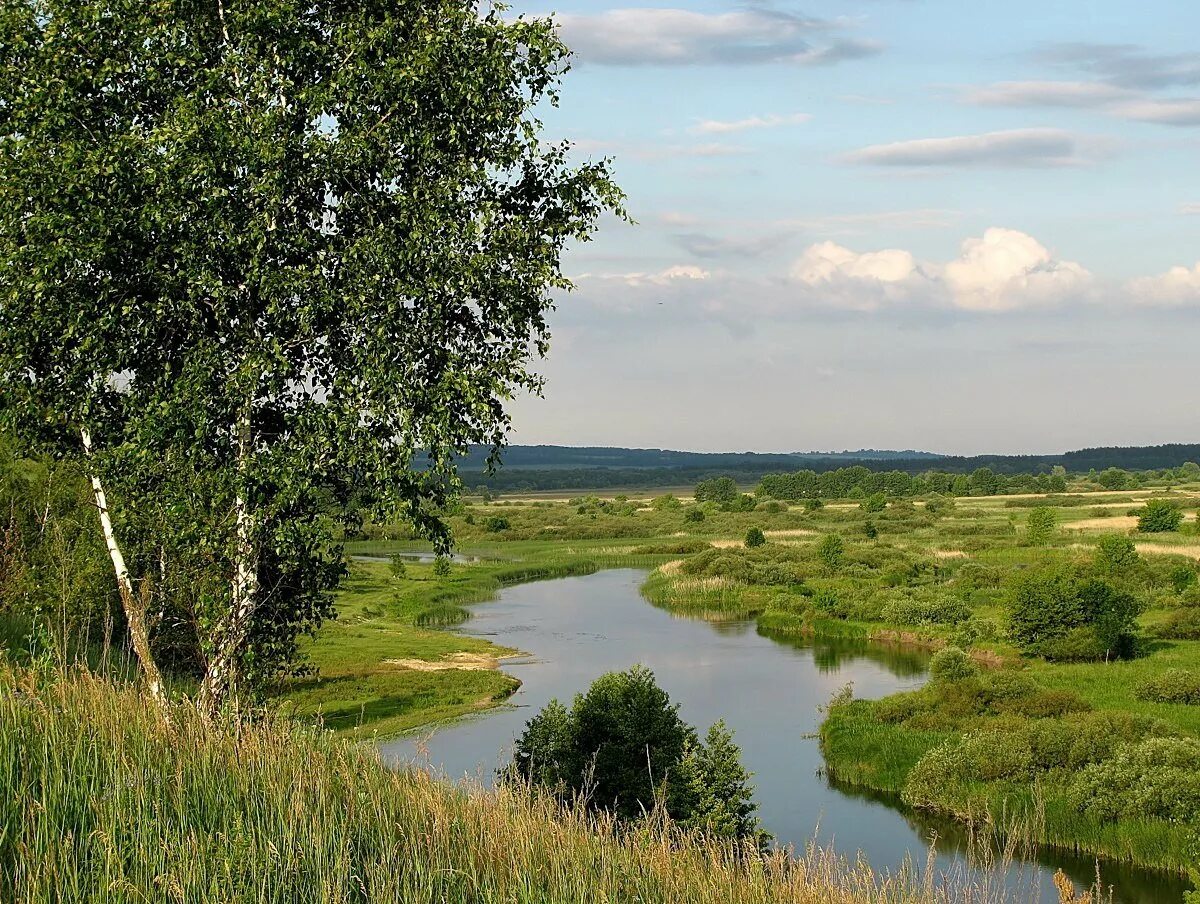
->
[378,569,1185,904]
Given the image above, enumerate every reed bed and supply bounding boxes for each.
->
[1,665,1032,904]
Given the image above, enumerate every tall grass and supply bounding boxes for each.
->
[4,666,1000,904]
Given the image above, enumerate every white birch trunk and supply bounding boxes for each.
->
[81,428,166,704]
[199,407,259,715]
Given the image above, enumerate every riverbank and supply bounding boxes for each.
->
[1,664,965,904]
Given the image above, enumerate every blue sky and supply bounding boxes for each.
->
[504,1,1200,455]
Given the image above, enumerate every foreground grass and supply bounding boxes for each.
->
[3,666,969,904]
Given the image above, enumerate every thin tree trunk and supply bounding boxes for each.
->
[198,406,259,716]
[81,428,166,704]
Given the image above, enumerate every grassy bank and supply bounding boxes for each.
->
[2,665,962,904]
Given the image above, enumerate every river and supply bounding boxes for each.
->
[378,568,1186,904]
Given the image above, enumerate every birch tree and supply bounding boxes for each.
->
[0,0,621,713]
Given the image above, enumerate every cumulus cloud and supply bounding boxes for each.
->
[843,128,1091,168]
[690,113,811,134]
[555,8,882,67]
[788,228,1091,312]
[1128,263,1200,306]
[941,229,1091,312]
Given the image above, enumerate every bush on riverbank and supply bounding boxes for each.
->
[2,664,955,904]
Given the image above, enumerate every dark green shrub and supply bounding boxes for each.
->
[1094,535,1140,577]
[1138,499,1183,533]
[1155,606,1200,640]
[432,556,452,577]
[505,667,762,841]
[744,527,766,549]
[484,516,511,533]
[1171,565,1198,594]
[817,534,844,570]
[1024,508,1057,546]
[684,508,705,523]
[1135,669,1200,705]
[863,520,878,539]
[802,498,824,512]
[1007,570,1140,660]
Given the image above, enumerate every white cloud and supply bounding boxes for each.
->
[1110,98,1200,126]
[690,113,811,134]
[843,129,1091,168]
[788,228,1090,312]
[578,264,711,288]
[555,8,881,67]
[1128,263,1200,306]
[1180,203,1200,216]
[966,80,1134,108]
[941,228,1091,312]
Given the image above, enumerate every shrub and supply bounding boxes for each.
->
[817,534,844,570]
[802,498,824,512]
[1094,535,1140,577]
[863,520,878,539]
[1067,737,1200,824]
[388,555,408,580]
[860,493,887,514]
[651,494,681,510]
[928,646,979,683]
[683,508,705,523]
[485,516,511,533]
[1171,565,1198,594]
[1025,508,1057,546]
[1007,570,1140,659]
[694,477,739,505]
[1135,669,1200,705]
[1138,499,1183,533]
[881,593,971,627]
[744,527,766,549]
[1155,607,1200,640]
[432,556,452,577]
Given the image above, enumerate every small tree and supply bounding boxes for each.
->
[684,508,705,523]
[694,477,739,506]
[1025,507,1057,546]
[1098,468,1130,490]
[863,520,878,539]
[432,556,452,578]
[505,668,762,841]
[484,516,511,534]
[860,493,887,514]
[818,533,844,571]
[1094,535,1140,578]
[744,527,766,549]
[388,555,408,581]
[1138,499,1183,533]
[803,498,824,513]
[929,646,979,683]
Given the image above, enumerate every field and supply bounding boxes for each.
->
[276,478,1200,885]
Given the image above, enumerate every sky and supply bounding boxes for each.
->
[502,0,1200,455]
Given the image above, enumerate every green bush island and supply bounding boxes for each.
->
[1135,669,1200,705]
[1139,499,1184,533]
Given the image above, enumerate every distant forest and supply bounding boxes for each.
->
[461,444,1200,492]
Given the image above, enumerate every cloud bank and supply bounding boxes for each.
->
[843,129,1092,168]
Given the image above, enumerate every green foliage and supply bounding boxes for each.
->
[1007,569,1141,660]
[744,527,766,549]
[860,493,887,514]
[506,667,761,840]
[1098,468,1131,490]
[650,495,681,511]
[817,534,844,571]
[0,0,621,704]
[485,516,511,534]
[802,498,824,512]
[1155,607,1200,640]
[432,557,452,578]
[683,508,705,523]
[388,555,408,580]
[1094,535,1141,577]
[1024,507,1057,545]
[1139,500,1184,533]
[1066,738,1200,824]
[862,520,878,539]
[1134,669,1200,705]
[1171,565,1198,594]
[928,647,980,683]
[694,477,739,505]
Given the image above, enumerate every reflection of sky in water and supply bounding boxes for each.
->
[377,569,1183,904]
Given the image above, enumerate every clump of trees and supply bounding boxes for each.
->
[1007,568,1141,661]
[504,667,763,843]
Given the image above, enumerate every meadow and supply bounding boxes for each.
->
[277,475,1200,888]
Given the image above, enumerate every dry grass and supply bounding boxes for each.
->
[383,652,499,672]
[765,528,818,538]
[1064,516,1140,532]
[1135,543,1200,560]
